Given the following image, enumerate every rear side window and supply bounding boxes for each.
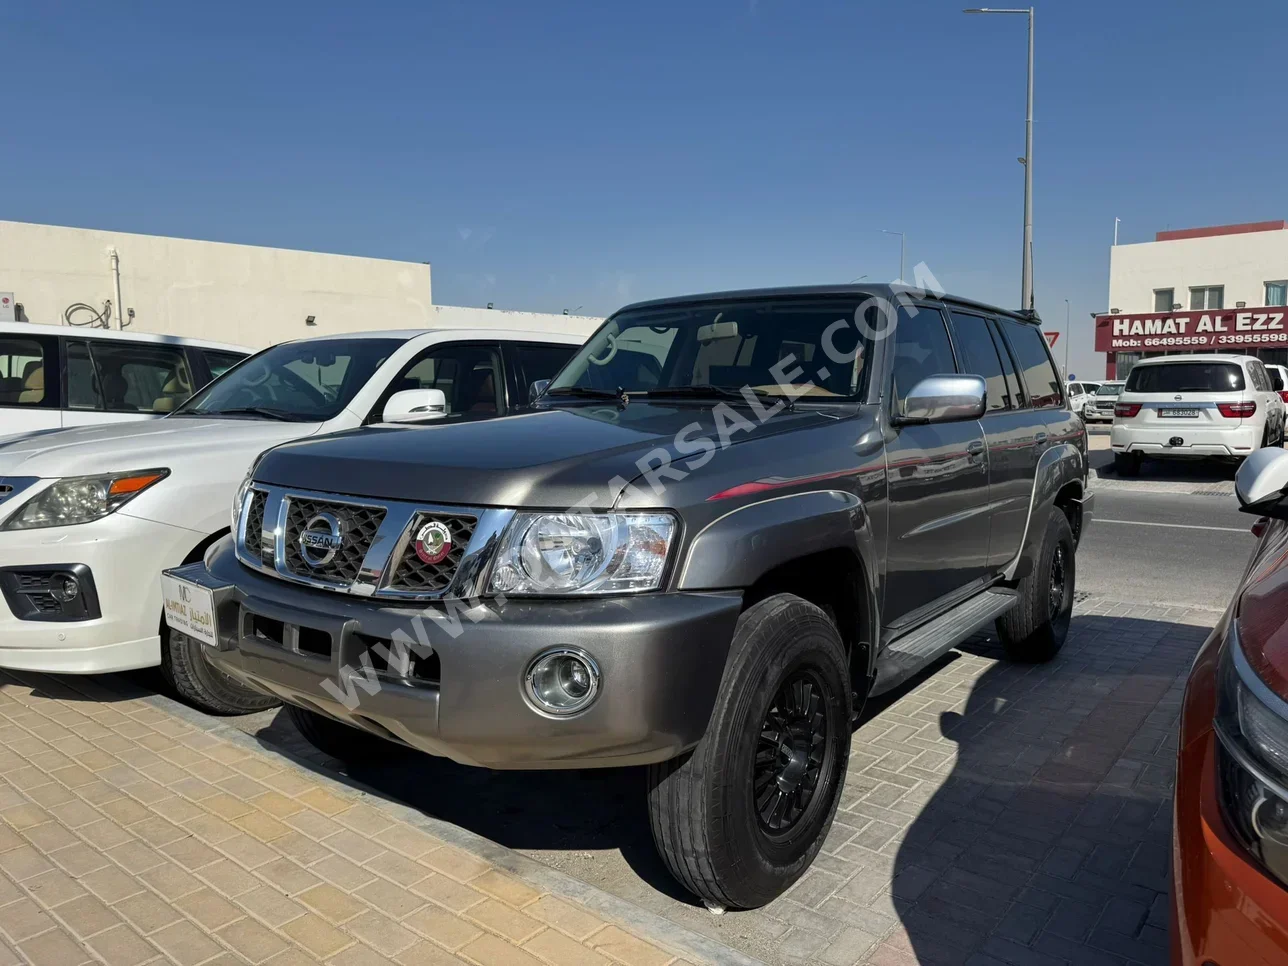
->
[514,343,577,388]
[1270,368,1286,391]
[1000,321,1062,408]
[68,340,194,413]
[1249,361,1270,392]
[0,338,50,407]
[203,349,246,379]
[891,306,958,408]
[1125,363,1245,393]
[949,312,1012,412]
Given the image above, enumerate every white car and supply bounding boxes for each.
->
[0,321,249,436]
[0,327,585,712]
[1066,380,1102,421]
[1084,380,1125,422]
[1110,354,1286,475]
[1265,362,1288,405]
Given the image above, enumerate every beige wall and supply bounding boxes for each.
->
[1108,228,1288,314]
[0,220,435,348]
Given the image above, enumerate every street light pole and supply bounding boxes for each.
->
[964,6,1035,310]
[880,229,905,282]
[1063,298,1071,378]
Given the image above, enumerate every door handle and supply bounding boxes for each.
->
[967,439,986,455]
[1034,431,1049,445]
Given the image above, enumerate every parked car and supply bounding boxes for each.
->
[1172,446,1288,964]
[0,321,249,437]
[0,327,584,713]
[163,285,1092,908]
[1265,362,1288,405]
[1067,380,1101,420]
[1111,355,1286,475]
[1085,380,1125,422]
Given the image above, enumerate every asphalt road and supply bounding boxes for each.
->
[1078,485,1254,611]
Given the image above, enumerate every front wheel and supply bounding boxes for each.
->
[997,510,1075,663]
[162,627,279,715]
[287,705,407,763]
[647,594,851,909]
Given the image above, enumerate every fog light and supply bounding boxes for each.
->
[50,574,80,603]
[524,648,600,716]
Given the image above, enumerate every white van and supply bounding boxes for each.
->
[0,322,250,437]
[1110,354,1286,474]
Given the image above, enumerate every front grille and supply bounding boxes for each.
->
[282,498,385,584]
[388,514,477,593]
[245,491,270,564]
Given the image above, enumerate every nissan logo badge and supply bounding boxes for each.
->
[299,512,344,568]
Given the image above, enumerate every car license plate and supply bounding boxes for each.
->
[161,574,218,647]
[1158,408,1200,418]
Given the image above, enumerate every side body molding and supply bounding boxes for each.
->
[677,489,881,675]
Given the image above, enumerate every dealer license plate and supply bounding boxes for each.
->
[1158,408,1200,418]
[161,574,218,647]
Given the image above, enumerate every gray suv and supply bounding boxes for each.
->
[167,285,1091,909]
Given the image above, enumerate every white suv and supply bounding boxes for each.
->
[0,322,250,437]
[1110,354,1286,475]
[0,326,585,712]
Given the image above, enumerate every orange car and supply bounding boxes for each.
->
[1173,450,1288,964]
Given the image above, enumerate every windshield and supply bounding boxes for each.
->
[1125,362,1245,393]
[172,338,403,421]
[1096,383,1124,396]
[548,297,873,400]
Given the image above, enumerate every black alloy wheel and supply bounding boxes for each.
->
[755,670,830,835]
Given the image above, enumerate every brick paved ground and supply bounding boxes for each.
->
[232,600,1218,966]
[0,671,708,966]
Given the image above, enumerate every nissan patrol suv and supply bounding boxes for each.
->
[164,285,1091,909]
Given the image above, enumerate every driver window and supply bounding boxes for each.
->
[390,346,503,415]
[891,306,958,409]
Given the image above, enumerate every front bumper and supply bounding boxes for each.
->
[189,541,743,769]
[0,512,202,673]
[1113,422,1260,459]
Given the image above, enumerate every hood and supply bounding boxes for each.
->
[255,403,832,509]
[0,418,320,479]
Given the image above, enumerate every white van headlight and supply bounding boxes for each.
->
[488,512,676,595]
[2,470,169,530]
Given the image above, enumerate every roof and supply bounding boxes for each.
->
[0,321,249,353]
[1155,220,1287,242]
[275,326,589,346]
[613,284,1039,324]
[1130,353,1260,366]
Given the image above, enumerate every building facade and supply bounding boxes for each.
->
[0,221,600,349]
[1094,220,1288,378]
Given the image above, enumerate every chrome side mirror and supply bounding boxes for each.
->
[900,375,987,424]
[528,379,551,404]
[1236,447,1288,518]
[382,388,447,422]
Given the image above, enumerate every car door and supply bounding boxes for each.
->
[883,303,992,628]
[61,338,194,427]
[367,342,506,422]
[946,311,1037,569]
[0,331,61,435]
[1249,359,1285,441]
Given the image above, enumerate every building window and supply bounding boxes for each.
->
[1267,282,1287,307]
[1153,289,1174,312]
[1190,286,1224,310]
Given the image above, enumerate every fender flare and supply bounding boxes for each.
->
[1003,441,1084,581]
[676,490,882,679]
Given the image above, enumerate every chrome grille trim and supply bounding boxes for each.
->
[235,483,511,601]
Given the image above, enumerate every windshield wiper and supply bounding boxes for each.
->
[641,385,795,411]
[543,386,630,407]
[179,407,305,422]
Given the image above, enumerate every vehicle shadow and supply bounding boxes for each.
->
[1089,446,1240,483]
[887,616,1209,966]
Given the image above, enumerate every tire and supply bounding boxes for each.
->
[647,594,851,909]
[286,705,407,763]
[161,627,279,715]
[1113,452,1140,477]
[996,510,1075,663]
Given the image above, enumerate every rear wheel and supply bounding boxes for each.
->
[1113,452,1141,476]
[997,510,1075,663]
[647,594,851,909]
[162,627,279,715]
[287,705,407,763]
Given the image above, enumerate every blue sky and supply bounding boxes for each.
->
[6,0,1285,378]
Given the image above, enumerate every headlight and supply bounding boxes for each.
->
[1215,620,1288,887]
[2,469,169,531]
[488,512,676,595]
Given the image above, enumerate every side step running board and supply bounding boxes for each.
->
[870,588,1019,695]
